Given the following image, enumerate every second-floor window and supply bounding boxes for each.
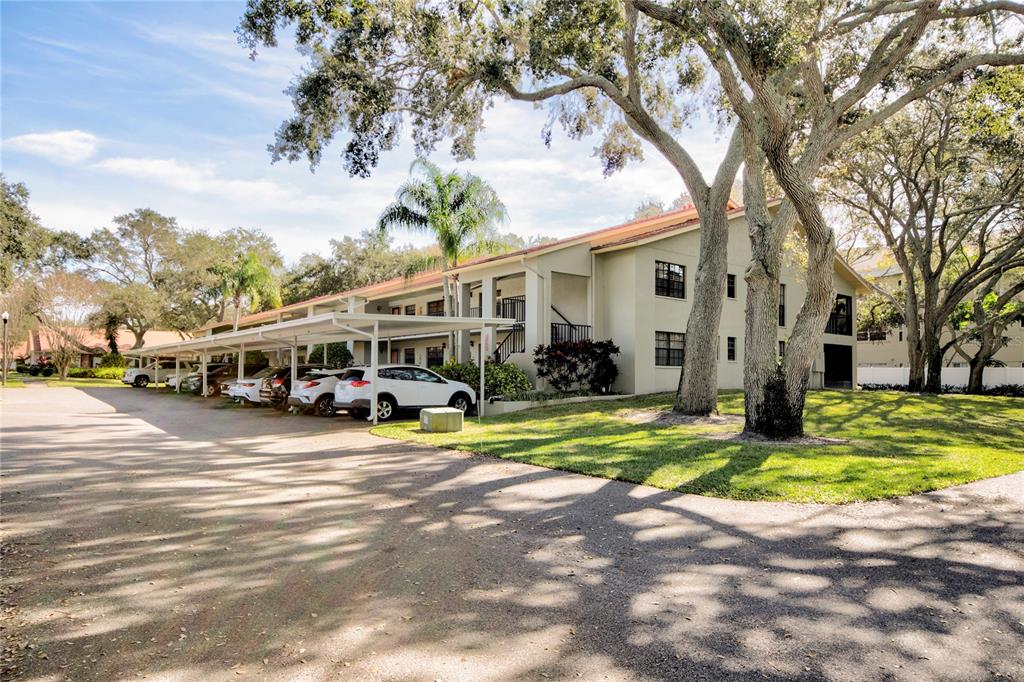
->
[825,294,853,335]
[655,261,686,298]
[727,274,736,299]
[404,304,416,316]
[390,306,400,315]
[778,283,786,327]
[427,300,445,317]
[655,331,685,366]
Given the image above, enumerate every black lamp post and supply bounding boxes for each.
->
[2,311,9,387]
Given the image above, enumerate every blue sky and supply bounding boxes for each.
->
[2,1,731,263]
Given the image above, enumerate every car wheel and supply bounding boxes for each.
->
[134,376,149,388]
[205,383,219,397]
[315,395,336,417]
[375,396,396,421]
[449,392,471,413]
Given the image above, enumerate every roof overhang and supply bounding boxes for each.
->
[124,312,514,357]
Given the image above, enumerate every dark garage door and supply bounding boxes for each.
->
[823,344,853,389]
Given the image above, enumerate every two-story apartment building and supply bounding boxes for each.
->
[857,264,1024,369]
[200,203,868,393]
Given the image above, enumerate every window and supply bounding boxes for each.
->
[403,348,415,364]
[390,306,400,315]
[426,346,444,367]
[427,300,445,317]
[411,368,445,383]
[825,294,853,335]
[778,340,786,358]
[727,274,736,299]
[778,283,786,327]
[655,331,685,366]
[898,330,903,342]
[655,261,686,298]
[727,336,737,362]
[404,304,416,316]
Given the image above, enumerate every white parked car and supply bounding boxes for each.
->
[333,365,476,421]
[226,366,281,405]
[287,368,347,416]
[122,360,179,388]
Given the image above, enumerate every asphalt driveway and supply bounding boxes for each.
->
[1,385,1022,681]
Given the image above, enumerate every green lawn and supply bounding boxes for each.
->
[13,375,129,388]
[373,390,1024,503]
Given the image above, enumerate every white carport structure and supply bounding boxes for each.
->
[123,312,514,424]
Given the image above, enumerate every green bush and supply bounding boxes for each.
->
[307,343,353,368]
[98,352,128,368]
[67,366,125,379]
[435,359,532,398]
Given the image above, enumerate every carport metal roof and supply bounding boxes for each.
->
[123,311,516,423]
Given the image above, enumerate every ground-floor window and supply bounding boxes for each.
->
[403,348,415,364]
[727,336,737,362]
[426,346,444,367]
[655,331,685,366]
[778,340,786,358]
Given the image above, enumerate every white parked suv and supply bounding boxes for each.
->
[226,366,281,405]
[333,365,476,421]
[122,361,179,388]
[287,368,347,416]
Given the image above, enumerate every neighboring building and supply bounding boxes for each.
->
[14,328,186,367]
[200,203,868,393]
[856,264,1024,369]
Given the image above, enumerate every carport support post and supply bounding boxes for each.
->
[201,352,208,397]
[290,343,297,386]
[479,322,486,419]
[371,321,379,425]
[174,357,179,393]
[238,343,245,381]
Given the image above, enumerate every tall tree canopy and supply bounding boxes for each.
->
[829,74,1024,393]
[240,0,1024,436]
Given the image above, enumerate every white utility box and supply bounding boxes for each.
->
[420,407,464,432]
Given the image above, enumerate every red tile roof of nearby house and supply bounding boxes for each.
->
[12,328,188,358]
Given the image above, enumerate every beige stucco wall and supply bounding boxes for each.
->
[857,273,1024,369]
[595,215,860,394]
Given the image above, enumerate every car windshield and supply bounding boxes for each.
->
[340,369,365,381]
[300,372,333,381]
[252,366,278,379]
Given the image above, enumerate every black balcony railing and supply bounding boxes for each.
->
[497,295,526,322]
[550,323,592,343]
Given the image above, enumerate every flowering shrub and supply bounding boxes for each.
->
[533,339,620,393]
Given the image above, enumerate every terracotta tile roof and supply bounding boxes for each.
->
[199,199,760,331]
[12,328,188,357]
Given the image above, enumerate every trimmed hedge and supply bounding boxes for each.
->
[434,359,533,398]
[67,366,126,380]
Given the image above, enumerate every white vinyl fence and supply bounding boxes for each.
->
[857,366,1024,388]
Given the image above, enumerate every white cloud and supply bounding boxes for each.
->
[4,130,100,164]
[93,157,208,191]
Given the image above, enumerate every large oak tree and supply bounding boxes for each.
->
[239,0,1024,436]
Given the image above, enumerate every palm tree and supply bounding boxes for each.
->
[377,159,510,329]
[219,251,281,331]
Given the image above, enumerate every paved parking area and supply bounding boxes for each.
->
[2,385,1023,681]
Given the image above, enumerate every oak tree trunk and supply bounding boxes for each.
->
[674,203,730,415]
[967,356,987,394]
